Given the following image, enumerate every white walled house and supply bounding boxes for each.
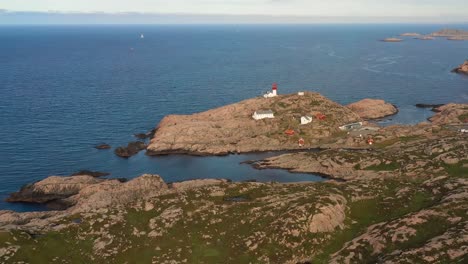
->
[298,92,305,96]
[253,110,275,120]
[301,116,313,125]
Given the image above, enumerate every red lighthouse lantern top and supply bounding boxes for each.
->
[272,83,278,91]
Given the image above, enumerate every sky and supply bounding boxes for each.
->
[1,0,468,24]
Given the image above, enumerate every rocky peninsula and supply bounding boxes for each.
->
[147,92,363,155]
[452,60,468,75]
[1,93,467,263]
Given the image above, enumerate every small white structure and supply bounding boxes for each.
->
[253,110,274,120]
[301,116,313,125]
[298,92,305,96]
[461,129,468,133]
[339,122,363,131]
[264,83,278,98]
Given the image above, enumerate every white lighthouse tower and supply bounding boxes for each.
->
[264,83,278,98]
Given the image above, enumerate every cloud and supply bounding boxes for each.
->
[0,9,467,24]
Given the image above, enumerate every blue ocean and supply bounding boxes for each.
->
[0,24,467,211]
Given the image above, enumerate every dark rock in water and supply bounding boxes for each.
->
[134,129,157,140]
[415,104,444,108]
[134,133,148,139]
[94,143,111,150]
[114,141,147,158]
[415,103,444,112]
[71,170,110,177]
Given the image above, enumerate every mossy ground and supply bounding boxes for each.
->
[1,172,465,264]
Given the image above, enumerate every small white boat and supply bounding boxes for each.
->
[140,34,144,39]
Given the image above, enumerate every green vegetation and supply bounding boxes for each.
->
[458,113,468,122]
[364,161,400,171]
[443,160,468,177]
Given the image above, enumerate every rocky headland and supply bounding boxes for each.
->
[452,60,468,75]
[147,92,362,155]
[346,98,398,120]
[1,94,467,263]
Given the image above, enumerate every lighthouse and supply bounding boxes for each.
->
[263,83,278,98]
[271,83,278,96]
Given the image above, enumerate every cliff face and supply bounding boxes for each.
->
[147,92,361,155]
[452,61,468,75]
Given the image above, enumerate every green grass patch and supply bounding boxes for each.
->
[443,160,468,177]
[364,162,399,171]
[399,135,422,142]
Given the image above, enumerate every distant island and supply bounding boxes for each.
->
[431,28,468,40]
[400,32,421,37]
[381,37,403,42]
[395,28,468,41]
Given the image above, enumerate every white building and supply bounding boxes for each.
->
[264,83,278,98]
[253,110,275,120]
[301,116,313,125]
[298,92,305,96]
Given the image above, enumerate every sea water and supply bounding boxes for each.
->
[0,24,467,211]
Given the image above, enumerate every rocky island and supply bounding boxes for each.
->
[431,29,468,40]
[1,92,467,263]
[381,38,403,42]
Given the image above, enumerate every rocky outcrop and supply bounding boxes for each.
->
[308,194,347,233]
[70,174,169,212]
[347,99,398,119]
[4,174,167,211]
[134,129,156,140]
[94,143,111,150]
[114,141,146,158]
[452,61,468,75]
[429,104,468,124]
[6,176,105,204]
[147,92,361,155]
